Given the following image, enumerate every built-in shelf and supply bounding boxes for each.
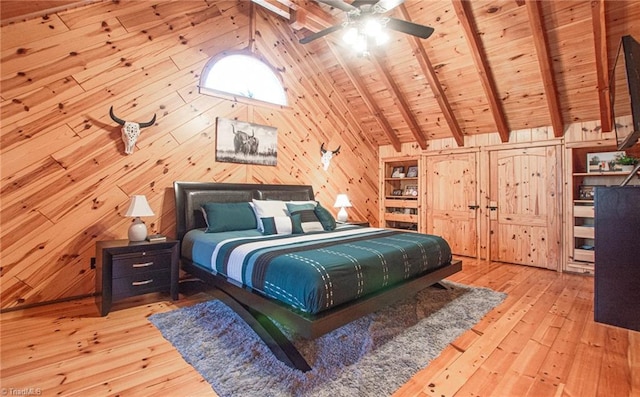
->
[380,156,423,232]
[566,144,640,275]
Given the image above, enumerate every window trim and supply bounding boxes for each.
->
[199,50,288,108]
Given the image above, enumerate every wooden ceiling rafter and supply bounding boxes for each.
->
[526,0,565,137]
[452,0,510,143]
[397,4,465,147]
[329,45,403,152]
[591,0,613,132]
[369,54,429,149]
[251,0,291,19]
[249,2,257,52]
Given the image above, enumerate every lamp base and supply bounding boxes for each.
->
[128,217,148,242]
[337,207,348,223]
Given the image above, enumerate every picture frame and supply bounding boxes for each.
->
[586,151,625,173]
[391,166,404,178]
[406,166,418,178]
[391,189,403,196]
[578,185,596,200]
[215,117,278,166]
[403,185,418,197]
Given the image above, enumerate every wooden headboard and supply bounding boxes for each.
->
[173,181,315,241]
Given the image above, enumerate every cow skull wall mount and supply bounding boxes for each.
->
[320,143,341,171]
[109,106,157,155]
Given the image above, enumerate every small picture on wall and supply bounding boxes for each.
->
[406,166,418,178]
[216,117,278,166]
[586,151,625,173]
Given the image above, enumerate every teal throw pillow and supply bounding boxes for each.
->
[261,214,303,235]
[314,201,336,231]
[202,202,257,233]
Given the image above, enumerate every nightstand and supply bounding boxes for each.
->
[96,239,179,316]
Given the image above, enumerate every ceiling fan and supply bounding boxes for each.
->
[299,0,434,46]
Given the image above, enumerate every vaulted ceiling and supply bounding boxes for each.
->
[3,0,639,149]
[251,0,640,149]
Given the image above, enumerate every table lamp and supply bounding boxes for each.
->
[333,194,352,223]
[124,195,154,241]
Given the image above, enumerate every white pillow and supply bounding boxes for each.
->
[286,200,318,209]
[252,199,288,232]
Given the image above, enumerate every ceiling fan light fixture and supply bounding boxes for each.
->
[353,34,368,54]
[363,18,383,36]
[343,26,358,45]
[375,31,389,45]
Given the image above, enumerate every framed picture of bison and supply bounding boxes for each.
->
[215,117,278,166]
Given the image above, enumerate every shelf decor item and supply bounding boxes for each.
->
[333,194,352,222]
[124,195,155,242]
[391,166,404,178]
[578,185,596,200]
[403,185,418,197]
[587,151,625,173]
[615,153,639,172]
[406,166,418,178]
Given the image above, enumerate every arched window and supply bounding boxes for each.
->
[200,53,287,106]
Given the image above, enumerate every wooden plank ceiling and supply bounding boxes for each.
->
[2,0,639,148]
[252,0,640,147]
[2,0,640,150]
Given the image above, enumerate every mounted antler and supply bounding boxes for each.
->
[109,106,157,155]
[320,143,341,171]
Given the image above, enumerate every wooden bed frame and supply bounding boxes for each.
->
[174,181,462,371]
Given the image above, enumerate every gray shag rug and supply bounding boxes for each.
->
[149,281,506,397]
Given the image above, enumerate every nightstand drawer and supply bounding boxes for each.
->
[112,270,171,299]
[112,250,173,278]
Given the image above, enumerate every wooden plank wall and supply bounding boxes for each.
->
[0,0,379,310]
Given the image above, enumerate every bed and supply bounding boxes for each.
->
[174,181,462,371]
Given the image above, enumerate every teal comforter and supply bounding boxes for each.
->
[182,226,452,314]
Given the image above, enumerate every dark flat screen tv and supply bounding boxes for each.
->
[611,35,640,150]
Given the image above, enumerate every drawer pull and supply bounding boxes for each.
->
[132,262,154,268]
[132,279,153,286]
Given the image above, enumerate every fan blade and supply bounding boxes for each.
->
[299,24,344,44]
[386,17,434,39]
[351,0,377,8]
[374,0,405,12]
[317,0,356,12]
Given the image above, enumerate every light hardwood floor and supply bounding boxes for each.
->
[1,259,638,396]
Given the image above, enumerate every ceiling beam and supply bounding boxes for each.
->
[591,0,613,132]
[329,46,403,152]
[397,4,464,147]
[369,55,429,149]
[250,0,291,20]
[526,0,564,137]
[452,0,510,142]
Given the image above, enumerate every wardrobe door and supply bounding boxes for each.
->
[488,145,561,270]
[426,152,479,257]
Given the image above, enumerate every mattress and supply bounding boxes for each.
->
[182,226,452,314]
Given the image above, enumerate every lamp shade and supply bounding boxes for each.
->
[333,194,352,208]
[124,195,154,217]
